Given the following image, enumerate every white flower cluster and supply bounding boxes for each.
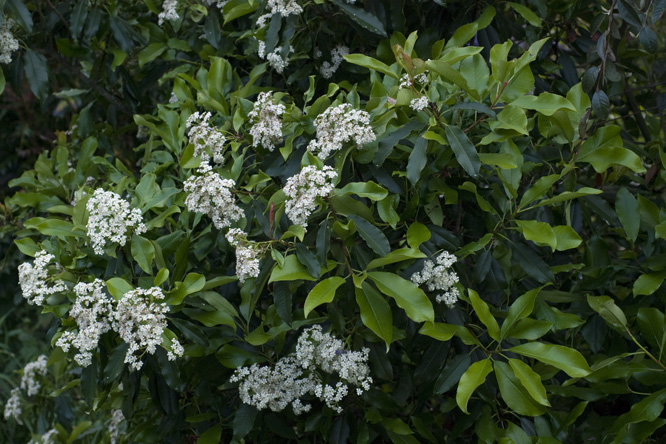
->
[158,0,179,25]
[410,96,429,112]
[202,0,229,9]
[307,104,375,160]
[109,409,125,444]
[319,45,349,79]
[257,0,303,27]
[28,428,58,444]
[20,355,48,397]
[55,279,114,367]
[284,165,337,229]
[231,325,372,414]
[226,229,263,283]
[112,287,183,371]
[257,41,294,73]
[3,388,23,424]
[186,111,226,164]
[18,251,67,306]
[86,189,146,255]
[399,71,429,89]
[411,251,460,307]
[184,163,244,230]
[248,91,285,151]
[0,19,19,64]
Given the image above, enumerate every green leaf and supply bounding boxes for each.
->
[637,308,665,350]
[508,342,591,378]
[349,215,391,256]
[281,225,306,242]
[7,0,33,32]
[516,220,557,250]
[24,49,49,101]
[531,187,603,208]
[501,285,548,339]
[508,2,542,26]
[269,255,318,282]
[407,222,431,249]
[639,27,658,53]
[495,105,528,134]
[106,277,133,301]
[509,318,553,340]
[70,0,89,39]
[0,67,5,95]
[445,125,480,177]
[519,174,561,209]
[610,389,666,434]
[296,244,321,278]
[304,277,346,318]
[356,283,393,347]
[418,322,457,342]
[407,136,428,185]
[494,361,547,416]
[435,354,471,394]
[14,238,40,256]
[223,0,259,24]
[468,289,500,341]
[599,300,628,331]
[331,0,387,36]
[344,54,398,79]
[478,153,517,169]
[616,187,640,242]
[456,358,493,414]
[368,271,434,323]
[507,359,550,406]
[591,90,610,119]
[167,273,206,305]
[336,181,388,201]
[510,93,575,116]
[198,425,222,444]
[24,217,83,238]
[553,225,583,251]
[131,235,155,273]
[366,248,426,270]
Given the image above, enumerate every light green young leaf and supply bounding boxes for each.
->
[335,181,389,201]
[507,358,550,406]
[304,276,346,318]
[469,289,500,342]
[510,93,576,116]
[407,222,431,249]
[508,342,592,377]
[501,285,549,339]
[456,358,493,414]
[368,271,434,323]
[269,255,318,283]
[553,225,583,251]
[515,220,557,250]
[508,2,542,26]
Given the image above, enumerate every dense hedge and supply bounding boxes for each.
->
[2,0,666,443]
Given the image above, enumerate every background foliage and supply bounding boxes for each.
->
[2,0,666,443]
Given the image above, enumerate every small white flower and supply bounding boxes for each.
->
[86,189,146,255]
[3,388,23,424]
[56,279,114,367]
[186,111,226,164]
[307,104,375,160]
[158,0,179,25]
[109,409,125,444]
[0,19,19,64]
[411,251,460,307]
[18,251,67,306]
[319,45,349,79]
[112,287,172,371]
[410,96,429,112]
[20,355,48,397]
[248,92,286,151]
[284,166,337,229]
[183,163,243,230]
[231,325,372,414]
[226,229,263,283]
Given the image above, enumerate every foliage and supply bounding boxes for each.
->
[2,0,666,443]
